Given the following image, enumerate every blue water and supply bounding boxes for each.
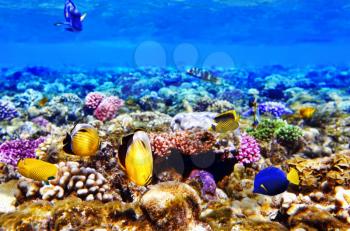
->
[1,0,350,67]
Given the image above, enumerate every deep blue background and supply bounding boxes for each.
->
[1,0,350,67]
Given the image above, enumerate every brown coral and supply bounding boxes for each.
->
[140,181,210,231]
[150,130,216,157]
[287,151,350,191]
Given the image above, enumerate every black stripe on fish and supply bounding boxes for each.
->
[118,133,134,169]
[214,111,235,123]
[63,133,74,154]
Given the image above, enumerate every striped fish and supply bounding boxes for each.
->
[186,67,221,84]
[118,130,153,186]
[210,110,240,133]
[17,158,58,182]
[63,123,100,156]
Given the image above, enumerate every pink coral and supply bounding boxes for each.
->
[93,96,124,122]
[150,131,215,157]
[237,133,260,164]
[85,92,105,110]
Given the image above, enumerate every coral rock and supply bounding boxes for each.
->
[141,181,209,231]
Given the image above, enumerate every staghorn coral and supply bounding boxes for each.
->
[16,161,114,202]
[150,130,216,157]
[0,137,45,166]
[0,101,19,121]
[237,133,261,164]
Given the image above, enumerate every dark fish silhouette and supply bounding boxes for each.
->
[54,0,87,32]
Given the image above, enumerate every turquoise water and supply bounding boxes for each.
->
[1,0,350,67]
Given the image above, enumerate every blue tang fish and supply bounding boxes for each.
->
[54,0,87,32]
[253,166,299,196]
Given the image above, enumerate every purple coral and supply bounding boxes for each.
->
[0,101,19,121]
[237,133,260,164]
[243,101,293,118]
[31,116,50,127]
[258,102,293,118]
[0,137,45,166]
[189,169,216,200]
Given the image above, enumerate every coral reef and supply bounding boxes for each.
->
[2,66,350,229]
[275,124,303,144]
[150,130,216,157]
[92,95,124,121]
[245,101,293,118]
[188,169,217,201]
[237,133,261,164]
[84,92,105,110]
[0,137,45,166]
[0,101,18,121]
[140,181,210,231]
[16,161,114,202]
[247,118,286,141]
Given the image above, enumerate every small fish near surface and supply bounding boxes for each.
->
[186,67,221,84]
[299,107,316,119]
[253,166,299,196]
[63,123,100,156]
[118,130,153,186]
[209,110,240,133]
[17,158,58,182]
[54,0,87,32]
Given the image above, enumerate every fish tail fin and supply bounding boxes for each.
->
[81,13,87,21]
[287,168,300,185]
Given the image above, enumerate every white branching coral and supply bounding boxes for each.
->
[16,161,113,202]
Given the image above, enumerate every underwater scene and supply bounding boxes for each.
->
[1,0,350,230]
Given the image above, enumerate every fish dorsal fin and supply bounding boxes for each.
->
[287,168,300,185]
[81,13,87,21]
[214,110,236,123]
[118,133,134,169]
